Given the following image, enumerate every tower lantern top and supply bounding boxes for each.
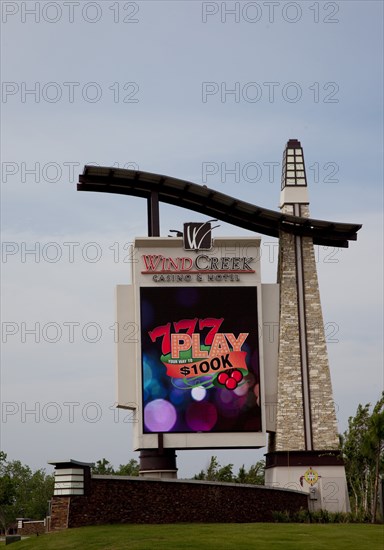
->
[280,138,309,211]
[286,138,302,148]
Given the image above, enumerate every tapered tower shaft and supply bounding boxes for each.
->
[271,139,339,452]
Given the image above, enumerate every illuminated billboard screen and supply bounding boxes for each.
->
[140,286,261,434]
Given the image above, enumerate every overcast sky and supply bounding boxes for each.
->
[1,0,383,477]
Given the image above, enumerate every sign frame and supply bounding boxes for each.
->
[117,236,269,450]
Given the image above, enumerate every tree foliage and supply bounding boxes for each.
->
[193,456,265,485]
[341,392,384,522]
[0,452,54,533]
[116,459,140,476]
[92,455,265,484]
[91,458,115,475]
[92,458,140,476]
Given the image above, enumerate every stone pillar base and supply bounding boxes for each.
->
[139,448,177,479]
[264,450,350,513]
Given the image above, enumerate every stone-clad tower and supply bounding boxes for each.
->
[265,139,349,512]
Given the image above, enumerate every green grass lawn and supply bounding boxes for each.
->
[8,523,384,550]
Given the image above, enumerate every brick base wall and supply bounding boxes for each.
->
[50,476,308,529]
[18,521,46,536]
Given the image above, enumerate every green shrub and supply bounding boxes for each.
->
[272,510,291,523]
[272,509,374,524]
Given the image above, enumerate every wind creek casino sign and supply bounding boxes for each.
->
[143,221,255,283]
[142,249,255,283]
[117,222,279,451]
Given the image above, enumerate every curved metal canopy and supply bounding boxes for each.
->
[78,166,361,248]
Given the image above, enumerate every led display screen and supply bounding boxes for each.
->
[140,286,261,434]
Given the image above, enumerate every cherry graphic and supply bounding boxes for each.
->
[216,369,245,390]
[225,377,237,390]
[217,372,229,385]
[231,370,243,382]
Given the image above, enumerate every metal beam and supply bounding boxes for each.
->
[77,167,362,247]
